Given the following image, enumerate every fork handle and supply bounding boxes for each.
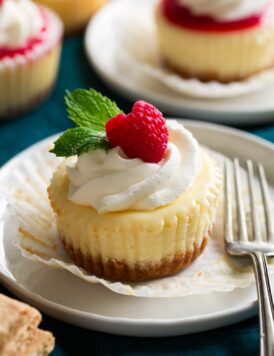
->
[250,252,274,356]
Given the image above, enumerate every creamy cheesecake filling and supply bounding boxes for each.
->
[49,150,222,266]
[67,121,201,213]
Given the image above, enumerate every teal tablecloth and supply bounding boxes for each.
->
[1,34,274,356]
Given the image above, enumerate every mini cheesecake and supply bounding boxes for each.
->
[0,0,63,119]
[155,0,274,82]
[48,90,222,282]
[48,147,222,282]
[34,0,108,34]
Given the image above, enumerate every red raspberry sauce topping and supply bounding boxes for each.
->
[106,101,169,163]
[0,8,47,60]
[161,0,273,32]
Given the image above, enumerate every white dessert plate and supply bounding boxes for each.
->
[0,120,274,337]
[85,0,274,125]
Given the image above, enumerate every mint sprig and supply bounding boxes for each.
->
[65,89,123,131]
[50,89,123,157]
[51,128,109,157]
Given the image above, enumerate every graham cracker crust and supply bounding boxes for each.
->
[61,236,209,282]
[0,294,55,355]
[163,58,274,83]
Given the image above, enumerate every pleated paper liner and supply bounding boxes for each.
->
[117,0,274,99]
[1,137,272,297]
[0,9,63,118]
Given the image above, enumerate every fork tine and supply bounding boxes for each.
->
[247,160,262,242]
[258,163,274,242]
[225,160,233,243]
[225,160,274,355]
[234,158,248,242]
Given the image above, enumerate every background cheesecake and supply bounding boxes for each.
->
[0,0,63,119]
[155,0,274,83]
[35,0,108,34]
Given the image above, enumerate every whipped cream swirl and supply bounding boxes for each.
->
[67,121,201,214]
[178,0,271,21]
[0,0,44,49]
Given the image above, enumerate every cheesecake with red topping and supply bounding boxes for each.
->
[0,0,63,119]
[155,0,274,82]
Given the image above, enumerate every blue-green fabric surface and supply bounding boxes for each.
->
[0,34,274,356]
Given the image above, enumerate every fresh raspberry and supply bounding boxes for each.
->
[105,101,169,163]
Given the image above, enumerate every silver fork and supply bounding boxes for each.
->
[225,158,274,356]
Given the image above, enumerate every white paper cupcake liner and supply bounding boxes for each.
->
[0,7,63,118]
[1,136,273,298]
[114,0,274,99]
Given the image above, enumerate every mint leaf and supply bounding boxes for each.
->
[50,127,109,157]
[65,89,123,131]
[50,89,122,158]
